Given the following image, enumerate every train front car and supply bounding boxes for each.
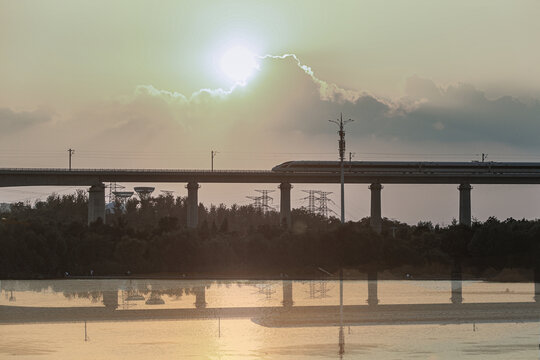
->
[272,161,341,173]
[271,161,433,174]
[271,161,294,172]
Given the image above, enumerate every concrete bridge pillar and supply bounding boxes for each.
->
[186,182,200,229]
[367,271,379,306]
[282,280,293,307]
[458,183,472,227]
[451,260,463,304]
[194,286,207,309]
[369,183,383,234]
[88,183,105,225]
[279,182,292,228]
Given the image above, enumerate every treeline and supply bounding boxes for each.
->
[1,191,540,279]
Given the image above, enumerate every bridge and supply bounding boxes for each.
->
[3,277,540,326]
[3,302,540,326]
[2,161,540,229]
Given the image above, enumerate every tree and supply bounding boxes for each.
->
[219,217,229,233]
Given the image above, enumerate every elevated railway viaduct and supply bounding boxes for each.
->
[2,161,540,229]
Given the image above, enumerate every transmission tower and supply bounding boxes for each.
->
[316,191,335,218]
[107,182,125,203]
[301,190,319,213]
[255,190,275,213]
[255,283,276,299]
[301,190,336,217]
[308,280,331,299]
[246,195,263,210]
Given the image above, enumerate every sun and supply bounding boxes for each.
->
[220,46,259,83]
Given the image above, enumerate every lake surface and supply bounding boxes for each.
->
[1,278,540,359]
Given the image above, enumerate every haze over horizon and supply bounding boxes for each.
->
[1,0,540,224]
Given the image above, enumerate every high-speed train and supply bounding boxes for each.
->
[271,161,540,175]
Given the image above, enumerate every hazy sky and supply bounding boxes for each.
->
[1,0,540,224]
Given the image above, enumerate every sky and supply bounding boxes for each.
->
[1,0,540,224]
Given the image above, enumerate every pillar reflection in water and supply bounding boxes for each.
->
[367,271,379,306]
[534,266,540,303]
[282,280,293,308]
[194,286,207,309]
[451,260,463,304]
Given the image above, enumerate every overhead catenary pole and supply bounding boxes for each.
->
[211,150,218,171]
[329,113,354,223]
[68,148,75,171]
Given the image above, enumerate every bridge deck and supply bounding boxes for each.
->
[2,302,539,326]
[3,163,540,186]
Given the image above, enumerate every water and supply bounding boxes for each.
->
[1,279,539,359]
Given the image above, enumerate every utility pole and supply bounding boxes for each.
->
[68,148,75,171]
[211,150,218,171]
[329,113,354,224]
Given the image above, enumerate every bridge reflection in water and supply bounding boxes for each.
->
[2,275,540,358]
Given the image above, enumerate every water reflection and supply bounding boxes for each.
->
[2,276,540,359]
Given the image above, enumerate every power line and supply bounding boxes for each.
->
[219,151,336,155]
[6,147,540,164]
[247,190,276,212]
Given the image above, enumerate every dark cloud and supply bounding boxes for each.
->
[390,79,540,146]
[0,108,51,135]
[3,56,539,154]
[75,57,540,151]
[273,65,540,148]
[124,56,540,151]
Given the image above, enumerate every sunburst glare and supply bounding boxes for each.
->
[219,46,259,84]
